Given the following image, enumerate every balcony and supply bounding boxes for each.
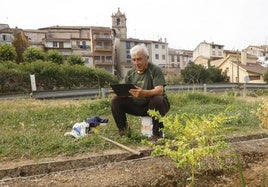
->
[94,46,112,52]
[93,61,113,66]
[93,34,112,40]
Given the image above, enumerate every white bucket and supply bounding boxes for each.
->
[141,117,153,137]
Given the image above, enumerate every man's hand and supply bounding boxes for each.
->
[129,85,164,98]
[129,86,143,98]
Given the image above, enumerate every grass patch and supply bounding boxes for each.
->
[0,93,266,162]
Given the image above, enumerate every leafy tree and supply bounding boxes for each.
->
[205,66,227,83]
[22,47,46,63]
[67,54,85,65]
[181,62,207,84]
[0,44,17,62]
[12,29,29,63]
[47,50,64,64]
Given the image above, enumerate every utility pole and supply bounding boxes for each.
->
[236,50,239,84]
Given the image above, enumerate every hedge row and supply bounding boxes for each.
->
[0,61,117,93]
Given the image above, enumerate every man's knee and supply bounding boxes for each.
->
[149,96,170,115]
[111,96,120,105]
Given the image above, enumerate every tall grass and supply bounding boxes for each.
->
[0,92,264,162]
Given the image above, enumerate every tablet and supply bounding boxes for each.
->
[110,84,136,96]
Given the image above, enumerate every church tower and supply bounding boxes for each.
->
[111,8,127,39]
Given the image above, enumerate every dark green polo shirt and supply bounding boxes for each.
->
[125,62,166,105]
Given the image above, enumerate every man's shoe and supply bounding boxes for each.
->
[149,135,162,143]
[118,127,131,137]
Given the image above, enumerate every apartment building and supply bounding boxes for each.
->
[244,45,268,58]
[169,48,193,69]
[0,24,114,73]
[0,24,14,45]
[36,25,114,73]
[244,45,268,67]
[193,41,224,61]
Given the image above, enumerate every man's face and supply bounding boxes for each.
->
[131,51,148,74]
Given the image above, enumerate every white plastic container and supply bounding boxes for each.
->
[141,117,153,137]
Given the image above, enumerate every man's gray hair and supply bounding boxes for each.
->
[130,43,149,57]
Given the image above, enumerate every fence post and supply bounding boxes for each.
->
[203,84,207,93]
[30,74,37,92]
[243,83,246,98]
[101,88,107,98]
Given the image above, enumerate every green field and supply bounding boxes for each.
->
[0,92,266,162]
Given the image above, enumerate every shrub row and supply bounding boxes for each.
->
[0,61,117,93]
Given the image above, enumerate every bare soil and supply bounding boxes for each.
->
[1,136,268,187]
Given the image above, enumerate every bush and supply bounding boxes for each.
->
[0,44,17,62]
[22,47,46,62]
[67,54,85,66]
[0,61,117,93]
[47,50,64,65]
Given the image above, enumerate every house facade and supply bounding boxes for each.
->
[244,45,268,58]
[0,24,14,45]
[214,51,266,83]
[168,48,193,69]
[36,25,114,73]
[244,45,268,67]
[193,41,224,62]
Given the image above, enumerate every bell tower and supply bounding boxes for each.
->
[111,8,127,39]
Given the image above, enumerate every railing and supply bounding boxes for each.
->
[1,83,268,100]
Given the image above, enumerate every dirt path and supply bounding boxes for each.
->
[1,136,268,186]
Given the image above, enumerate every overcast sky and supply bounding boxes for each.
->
[1,0,268,50]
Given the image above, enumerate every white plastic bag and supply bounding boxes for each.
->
[64,122,89,139]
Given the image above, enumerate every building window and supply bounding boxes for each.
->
[104,42,110,49]
[162,55,165,60]
[106,56,112,62]
[53,42,58,48]
[155,44,159,49]
[117,18,121,25]
[2,35,6,41]
[155,54,159,59]
[94,56,101,62]
[96,42,102,48]
[126,42,131,49]
[171,56,174,62]
[249,75,260,80]
[162,45,165,49]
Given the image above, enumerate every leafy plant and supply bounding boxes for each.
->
[22,47,46,62]
[47,50,64,64]
[147,108,235,185]
[256,99,268,129]
[67,54,85,65]
[0,44,17,62]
